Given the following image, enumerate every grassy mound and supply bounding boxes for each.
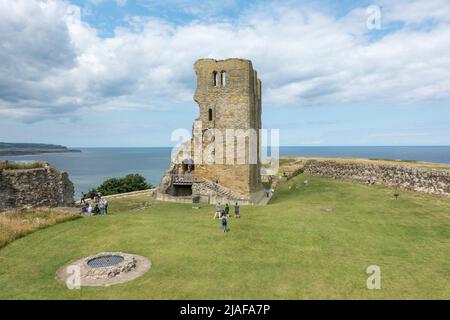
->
[0,161,45,170]
[0,175,449,299]
[0,208,80,249]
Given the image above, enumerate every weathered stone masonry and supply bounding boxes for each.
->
[193,58,262,196]
[0,163,74,209]
[157,58,264,204]
[302,160,450,196]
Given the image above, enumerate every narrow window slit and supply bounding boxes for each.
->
[221,71,226,86]
[213,71,218,86]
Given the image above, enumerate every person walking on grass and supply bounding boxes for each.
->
[221,210,228,233]
[224,203,230,217]
[214,202,221,219]
[234,202,240,218]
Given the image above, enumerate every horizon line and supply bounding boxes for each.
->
[68,145,450,148]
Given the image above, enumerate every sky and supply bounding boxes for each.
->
[0,0,450,147]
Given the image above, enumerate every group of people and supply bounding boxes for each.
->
[80,192,108,215]
[214,202,240,233]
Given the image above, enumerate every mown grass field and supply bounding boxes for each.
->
[0,174,449,299]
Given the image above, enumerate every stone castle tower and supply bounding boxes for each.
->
[157,58,264,204]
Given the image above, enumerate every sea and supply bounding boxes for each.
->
[1,146,449,197]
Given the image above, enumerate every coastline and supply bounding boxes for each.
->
[2,146,449,196]
[0,149,81,156]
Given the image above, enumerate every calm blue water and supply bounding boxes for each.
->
[1,146,449,197]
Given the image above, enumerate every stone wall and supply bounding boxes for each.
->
[192,58,262,196]
[302,160,450,196]
[157,58,264,204]
[0,163,74,209]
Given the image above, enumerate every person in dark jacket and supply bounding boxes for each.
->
[234,202,240,218]
[220,210,228,233]
[80,192,86,204]
[224,203,230,217]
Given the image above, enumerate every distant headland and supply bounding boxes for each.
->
[0,142,81,156]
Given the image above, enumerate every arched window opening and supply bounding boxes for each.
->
[212,71,218,86]
[182,158,195,173]
[221,71,227,86]
[208,108,213,121]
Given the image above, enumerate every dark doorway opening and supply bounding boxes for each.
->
[172,185,192,196]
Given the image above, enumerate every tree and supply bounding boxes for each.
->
[86,174,152,198]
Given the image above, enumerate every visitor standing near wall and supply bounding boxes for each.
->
[214,180,219,192]
[99,202,106,215]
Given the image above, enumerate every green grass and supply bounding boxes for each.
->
[0,175,449,299]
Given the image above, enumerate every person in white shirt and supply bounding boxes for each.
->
[87,204,93,215]
[214,202,221,219]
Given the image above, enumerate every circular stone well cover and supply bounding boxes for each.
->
[87,255,124,268]
[56,252,151,287]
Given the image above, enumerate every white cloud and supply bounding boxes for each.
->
[1,0,450,122]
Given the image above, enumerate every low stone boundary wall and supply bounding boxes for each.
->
[155,192,194,204]
[302,160,450,196]
[103,189,156,199]
[155,189,265,205]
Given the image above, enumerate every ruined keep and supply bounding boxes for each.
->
[0,162,75,209]
[157,58,264,204]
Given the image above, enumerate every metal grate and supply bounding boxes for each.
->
[87,255,124,268]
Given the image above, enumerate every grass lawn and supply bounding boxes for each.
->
[0,174,449,299]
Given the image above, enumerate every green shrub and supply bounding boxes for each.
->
[86,173,152,198]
